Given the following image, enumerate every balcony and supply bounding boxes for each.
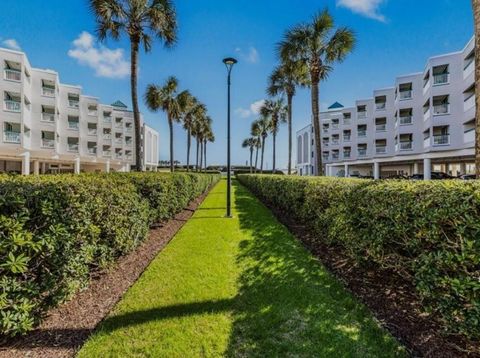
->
[399,116,412,125]
[331,124,339,130]
[88,147,97,155]
[433,134,450,146]
[358,149,367,157]
[4,69,21,82]
[464,94,475,112]
[42,113,55,123]
[103,134,112,140]
[68,143,79,152]
[343,118,351,125]
[125,154,133,160]
[3,131,20,143]
[375,103,386,111]
[322,128,329,134]
[343,135,351,142]
[4,100,20,112]
[423,108,431,121]
[399,91,412,100]
[88,109,98,116]
[464,128,475,143]
[358,130,367,138]
[376,146,386,154]
[103,150,112,157]
[343,151,351,159]
[358,112,367,119]
[126,126,133,133]
[398,142,412,151]
[68,122,79,130]
[375,124,386,132]
[332,153,339,160]
[322,154,329,161]
[433,103,449,115]
[125,140,132,146]
[433,73,448,85]
[115,138,123,145]
[42,87,55,97]
[41,138,55,148]
[115,152,123,159]
[103,117,112,124]
[322,142,329,148]
[464,58,474,79]
[331,139,339,145]
[88,129,97,135]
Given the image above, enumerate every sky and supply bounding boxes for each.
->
[0,0,474,168]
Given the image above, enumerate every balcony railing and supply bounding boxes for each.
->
[398,141,413,151]
[376,146,386,154]
[331,124,339,130]
[322,128,329,133]
[423,108,431,121]
[331,139,339,145]
[343,119,351,125]
[125,140,132,146]
[68,122,79,130]
[399,90,412,100]
[343,152,351,159]
[42,113,55,122]
[88,129,97,135]
[126,126,133,133]
[103,117,112,124]
[103,150,112,157]
[464,58,474,79]
[103,134,111,140]
[375,103,386,111]
[4,69,21,81]
[343,135,351,142]
[464,93,475,112]
[115,138,123,145]
[399,116,412,125]
[125,154,133,160]
[433,134,450,146]
[464,128,475,143]
[41,138,55,148]
[115,123,123,129]
[68,143,79,152]
[3,131,21,143]
[322,155,329,161]
[115,152,123,159]
[88,110,98,116]
[68,100,79,109]
[358,149,367,157]
[358,131,367,138]
[433,73,448,85]
[42,87,55,97]
[424,137,430,148]
[322,142,329,147]
[4,100,21,112]
[332,153,339,160]
[358,112,367,119]
[375,124,386,132]
[433,103,449,115]
[88,147,97,155]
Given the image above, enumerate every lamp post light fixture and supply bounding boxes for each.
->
[223,57,237,218]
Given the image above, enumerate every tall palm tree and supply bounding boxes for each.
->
[280,9,355,175]
[145,76,181,172]
[90,0,177,171]
[473,0,480,177]
[252,117,271,173]
[267,60,308,175]
[260,99,287,173]
[251,123,262,173]
[242,137,256,173]
[180,93,205,172]
[204,127,214,172]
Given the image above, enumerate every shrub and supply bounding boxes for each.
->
[0,172,219,336]
[237,174,480,339]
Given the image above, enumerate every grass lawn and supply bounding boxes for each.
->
[78,179,405,357]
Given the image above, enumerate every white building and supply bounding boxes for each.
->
[297,37,476,179]
[0,47,159,174]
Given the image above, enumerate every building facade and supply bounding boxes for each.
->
[0,47,159,174]
[296,37,476,179]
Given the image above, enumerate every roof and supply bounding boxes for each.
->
[328,102,344,110]
[111,100,128,109]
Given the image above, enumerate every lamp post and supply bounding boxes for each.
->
[223,57,237,218]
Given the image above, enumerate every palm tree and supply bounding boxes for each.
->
[145,76,181,172]
[252,117,271,173]
[280,9,355,175]
[242,137,256,173]
[268,61,308,175]
[204,128,214,172]
[260,99,287,173]
[473,0,480,177]
[90,0,177,171]
[251,123,262,173]
[180,93,205,172]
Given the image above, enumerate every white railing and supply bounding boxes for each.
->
[376,146,386,154]
[126,126,133,133]
[358,112,367,119]
[464,58,474,79]
[88,129,97,135]
[88,147,97,155]
[433,103,449,115]
[433,73,448,85]
[88,110,98,116]
[42,113,55,122]
[103,134,111,140]
[331,124,339,130]
[68,100,79,108]
[399,141,413,151]
[4,100,20,112]
[464,94,475,112]
[103,117,112,124]
[115,138,123,144]
[375,124,386,132]
[68,121,79,130]
[464,129,475,143]
[115,122,123,129]
[322,128,329,133]
[399,116,412,125]
[41,138,55,148]
[4,69,21,81]
[3,131,21,143]
[68,143,79,152]
[399,90,412,100]
[103,150,112,157]
[343,151,351,159]
[375,103,386,111]
[332,153,339,160]
[343,118,351,125]
[424,137,430,148]
[42,87,55,97]
[433,134,450,146]
[331,139,339,145]
[358,131,367,137]
[343,135,351,142]
[423,79,430,93]
[423,108,431,121]
[358,149,367,157]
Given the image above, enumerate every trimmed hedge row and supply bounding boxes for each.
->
[0,172,220,336]
[237,174,480,339]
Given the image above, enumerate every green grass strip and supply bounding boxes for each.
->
[78,179,405,357]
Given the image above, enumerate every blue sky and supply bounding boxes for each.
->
[0,0,473,168]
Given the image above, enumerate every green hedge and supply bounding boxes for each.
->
[237,174,480,339]
[0,172,220,336]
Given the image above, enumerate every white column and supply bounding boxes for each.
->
[33,160,40,175]
[105,160,110,173]
[413,162,419,175]
[74,158,81,174]
[344,164,349,178]
[423,158,431,180]
[41,162,46,174]
[21,152,30,175]
[373,161,380,180]
[460,162,466,175]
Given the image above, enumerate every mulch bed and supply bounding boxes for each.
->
[265,204,480,358]
[0,189,211,358]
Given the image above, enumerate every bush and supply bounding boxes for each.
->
[237,174,480,339]
[0,172,220,336]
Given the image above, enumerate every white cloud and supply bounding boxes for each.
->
[68,31,130,79]
[2,39,21,51]
[235,46,259,64]
[235,99,265,119]
[337,0,387,22]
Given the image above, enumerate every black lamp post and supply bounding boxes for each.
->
[223,57,237,218]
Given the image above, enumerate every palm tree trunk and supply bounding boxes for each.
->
[287,93,293,175]
[203,139,207,172]
[272,131,277,173]
[249,148,253,173]
[196,138,199,172]
[254,145,259,173]
[199,140,203,172]
[168,116,174,173]
[260,137,265,173]
[130,38,143,171]
[311,80,323,175]
[473,0,480,177]
[186,128,191,172]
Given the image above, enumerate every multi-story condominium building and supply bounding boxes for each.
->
[0,46,159,174]
[297,37,476,179]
